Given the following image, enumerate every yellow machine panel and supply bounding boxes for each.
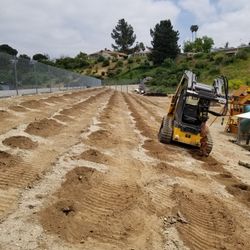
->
[172,127,201,147]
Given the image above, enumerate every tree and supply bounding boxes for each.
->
[132,41,146,53]
[190,25,199,41]
[0,44,18,56]
[149,19,180,65]
[19,54,30,60]
[183,36,214,53]
[111,18,136,53]
[32,53,49,62]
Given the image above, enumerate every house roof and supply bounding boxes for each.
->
[232,85,249,97]
[89,49,127,57]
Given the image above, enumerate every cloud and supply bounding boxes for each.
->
[178,0,216,22]
[178,0,250,48]
[200,1,250,47]
[0,0,180,57]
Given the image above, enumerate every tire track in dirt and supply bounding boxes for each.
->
[123,93,178,162]
[170,186,249,250]
[38,91,165,249]
[0,88,105,135]
[0,89,112,219]
[123,92,250,249]
[129,93,163,123]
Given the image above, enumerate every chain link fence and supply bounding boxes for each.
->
[0,52,101,97]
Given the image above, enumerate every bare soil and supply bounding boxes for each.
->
[0,87,249,250]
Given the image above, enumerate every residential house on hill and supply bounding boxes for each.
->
[89,49,127,60]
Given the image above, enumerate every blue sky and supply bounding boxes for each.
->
[0,0,249,58]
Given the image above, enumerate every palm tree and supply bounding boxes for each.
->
[190,25,199,41]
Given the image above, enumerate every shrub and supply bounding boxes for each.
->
[193,52,205,59]
[214,55,224,65]
[97,56,105,62]
[135,57,141,63]
[236,50,248,60]
[162,58,174,67]
[228,79,245,89]
[195,61,206,69]
[102,59,110,67]
[128,58,134,64]
[222,56,235,65]
[116,60,123,67]
[208,66,220,75]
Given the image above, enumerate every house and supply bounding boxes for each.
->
[89,49,127,60]
[129,49,151,58]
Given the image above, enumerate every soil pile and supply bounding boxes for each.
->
[77,149,113,165]
[3,136,38,150]
[0,151,18,168]
[25,118,63,137]
[8,105,27,112]
[39,167,158,248]
[20,100,45,109]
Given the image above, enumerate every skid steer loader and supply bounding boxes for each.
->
[158,70,228,155]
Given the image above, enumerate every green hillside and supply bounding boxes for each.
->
[92,47,250,93]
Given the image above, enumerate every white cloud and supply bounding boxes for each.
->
[200,2,250,47]
[178,0,216,21]
[0,0,180,57]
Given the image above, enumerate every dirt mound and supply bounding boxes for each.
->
[171,186,248,249]
[53,115,74,122]
[25,118,63,137]
[154,162,198,178]
[8,105,27,112]
[143,139,176,161]
[87,129,119,148]
[77,149,113,165]
[39,167,153,248]
[3,136,38,150]
[45,96,64,103]
[0,151,17,168]
[20,100,45,109]
[0,110,9,119]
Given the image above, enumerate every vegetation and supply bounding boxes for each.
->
[149,19,180,65]
[184,36,214,53]
[111,18,136,53]
[0,44,18,56]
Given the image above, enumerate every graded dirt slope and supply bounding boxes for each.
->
[0,88,249,250]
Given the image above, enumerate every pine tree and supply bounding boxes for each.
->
[150,20,180,65]
[111,19,136,54]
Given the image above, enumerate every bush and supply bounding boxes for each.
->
[222,56,235,65]
[135,57,141,63]
[228,79,245,89]
[195,60,206,69]
[193,52,205,59]
[236,50,248,60]
[208,66,220,75]
[214,55,224,65]
[116,60,123,67]
[162,58,174,67]
[97,56,105,62]
[102,59,110,67]
[128,58,134,64]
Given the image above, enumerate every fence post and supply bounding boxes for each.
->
[11,57,19,96]
[48,65,52,93]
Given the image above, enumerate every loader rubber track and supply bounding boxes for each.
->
[158,116,172,144]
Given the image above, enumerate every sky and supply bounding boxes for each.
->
[0,0,249,58]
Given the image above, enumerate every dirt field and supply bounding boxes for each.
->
[0,87,249,250]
